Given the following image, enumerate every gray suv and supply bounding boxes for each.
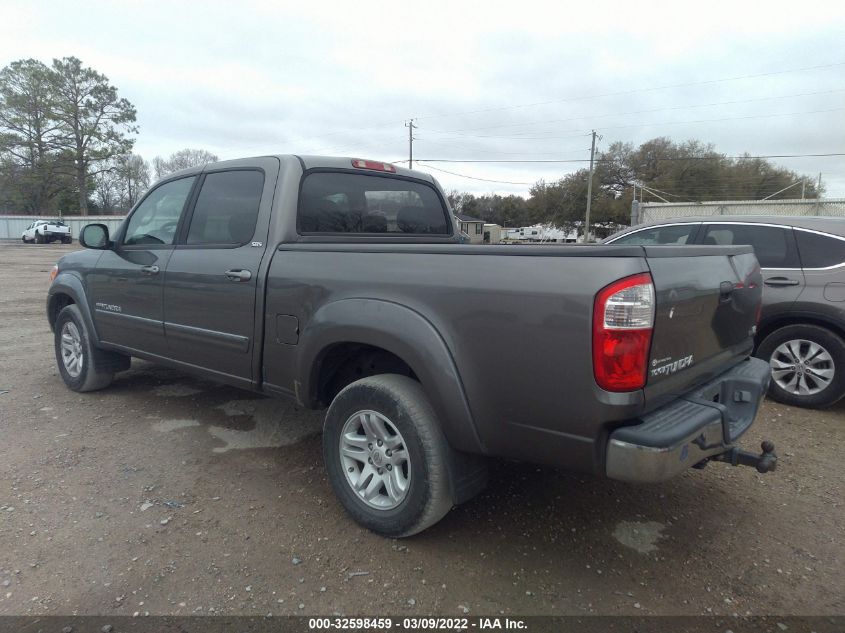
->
[605,215,845,409]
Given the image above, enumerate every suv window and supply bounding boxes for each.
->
[186,170,264,245]
[299,172,450,235]
[795,230,845,269]
[124,177,196,246]
[611,224,697,245]
[701,223,800,269]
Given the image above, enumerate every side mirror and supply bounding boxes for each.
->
[79,223,111,249]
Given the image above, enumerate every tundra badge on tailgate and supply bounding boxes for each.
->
[651,355,694,377]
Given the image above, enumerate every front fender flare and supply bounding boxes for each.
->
[47,273,99,345]
[298,298,484,454]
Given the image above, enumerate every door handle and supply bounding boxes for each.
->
[764,277,800,287]
[140,265,160,276]
[225,269,252,282]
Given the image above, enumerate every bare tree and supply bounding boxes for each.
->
[92,168,120,213]
[117,153,150,208]
[153,148,218,180]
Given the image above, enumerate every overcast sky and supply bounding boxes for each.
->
[2,0,844,197]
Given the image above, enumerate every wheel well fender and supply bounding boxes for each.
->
[47,273,99,344]
[757,313,845,350]
[298,298,483,453]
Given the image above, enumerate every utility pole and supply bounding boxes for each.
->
[801,179,806,199]
[630,184,639,226]
[405,119,416,168]
[126,156,133,209]
[584,130,598,243]
[817,172,822,198]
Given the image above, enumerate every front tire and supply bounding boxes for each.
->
[756,324,845,408]
[323,374,454,537]
[54,305,116,392]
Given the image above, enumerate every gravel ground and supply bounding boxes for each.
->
[0,241,842,617]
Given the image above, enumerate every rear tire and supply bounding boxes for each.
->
[323,374,454,537]
[54,305,117,392]
[756,324,845,408]
[62,236,72,244]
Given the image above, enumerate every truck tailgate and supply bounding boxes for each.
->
[642,245,761,411]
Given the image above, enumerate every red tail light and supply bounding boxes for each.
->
[593,273,655,391]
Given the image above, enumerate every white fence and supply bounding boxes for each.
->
[0,215,126,240]
[637,198,845,224]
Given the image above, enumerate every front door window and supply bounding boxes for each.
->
[123,177,196,246]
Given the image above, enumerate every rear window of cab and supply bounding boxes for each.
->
[298,172,451,235]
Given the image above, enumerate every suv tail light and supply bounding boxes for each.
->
[593,273,654,391]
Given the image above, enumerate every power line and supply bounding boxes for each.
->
[411,61,845,121]
[423,88,845,135]
[591,106,845,133]
[429,131,592,141]
[277,61,845,152]
[408,152,845,164]
[423,107,845,141]
[412,164,535,186]
[415,136,592,157]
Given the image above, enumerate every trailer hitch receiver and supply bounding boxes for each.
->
[712,440,777,473]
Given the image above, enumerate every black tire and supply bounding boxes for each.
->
[54,305,117,392]
[756,324,845,408]
[35,232,44,244]
[21,236,27,243]
[323,374,454,537]
[62,236,72,244]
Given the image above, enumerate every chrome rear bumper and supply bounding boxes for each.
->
[606,357,772,483]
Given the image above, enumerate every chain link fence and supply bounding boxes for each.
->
[636,198,845,224]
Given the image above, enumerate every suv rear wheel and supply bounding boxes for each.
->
[756,324,845,408]
[323,374,454,537]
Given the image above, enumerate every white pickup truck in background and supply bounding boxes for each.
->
[22,220,72,244]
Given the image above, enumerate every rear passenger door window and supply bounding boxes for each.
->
[298,172,451,235]
[611,224,698,245]
[701,224,800,269]
[185,170,264,245]
[794,230,845,269]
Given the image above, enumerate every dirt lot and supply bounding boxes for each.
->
[0,241,842,617]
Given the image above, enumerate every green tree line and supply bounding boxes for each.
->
[448,138,823,237]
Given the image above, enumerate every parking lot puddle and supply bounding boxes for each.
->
[612,520,666,554]
[152,419,201,433]
[208,399,322,453]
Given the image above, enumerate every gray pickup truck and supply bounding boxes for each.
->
[47,155,777,536]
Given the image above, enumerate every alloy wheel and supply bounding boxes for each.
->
[60,321,84,378]
[339,410,411,510]
[770,338,834,396]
